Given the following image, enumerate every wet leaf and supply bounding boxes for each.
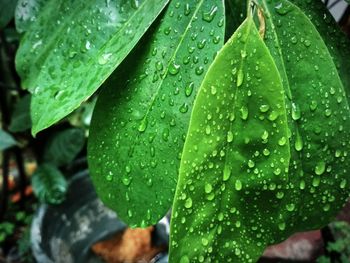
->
[0,129,17,151]
[31,163,67,204]
[43,128,85,166]
[9,94,32,132]
[15,0,46,33]
[15,0,170,135]
[257,0,350,230]
[293,0,350,100]
[170,0,350,260]
[88,0,225,227]
[170,17,290,262]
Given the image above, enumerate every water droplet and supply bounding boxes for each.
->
[179,103,189,113]
[278,137,287,146]
[205,183,213,193]
[286,203,295,211]
[210,86,217,95]
[184,197,193,208]
[315,161,326,175]
[227,131,234,142]
[98,53,112,65]
[291,103,301,120]
[235,179,242,191]
[201,237,209,246]
[237,69,244,87]
[278,222,286,231]
[180,255,190,263]
[169,61,180,75]
[223,166,231,181]
[295,131,303,151]
[259,104,270,113]
[312,176,321,187]
[185,82,194,97]
[340,179,347,189]
[248,160,255,168]
[240,106,248,120]
[138,118,148,132]
[202,6,218,22]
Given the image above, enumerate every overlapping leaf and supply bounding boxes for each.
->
[88,0,225,227]
[15,0,169,135]
[170,1,350,261]
[293,0,350,99]
[170,17,290,262]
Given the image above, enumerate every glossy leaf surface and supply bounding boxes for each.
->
[15,0,46,33]
[292,0,350,98]
[170,0,350,260]
[15,0,169,135]
[88,0,225,227]
[170,17,290,262]
[257,0,350,229]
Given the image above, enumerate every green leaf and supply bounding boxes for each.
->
[170,17,290,262]
[257,0,350,229]
[0,129,17,151]
[170,1,350,261]
[9,94,32,132]
[15,0,170,135]
[43,128,85,166]
[88,0,225,227]
[292,0,350,100]
[0,0,18,29]
[31,163,67,204]
[15,0,46,33]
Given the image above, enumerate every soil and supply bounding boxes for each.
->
[91,226,166,263]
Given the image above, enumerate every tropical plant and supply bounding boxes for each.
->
[8,0,350,261]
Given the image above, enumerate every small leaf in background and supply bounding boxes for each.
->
[0,129,17,151]
[0,0,18,29]
[31,163,67,204]
[43,128,85,167]
[15,0,170,135]
[9,94,32,132]
[170,17,289,262]
[88,0,225,227]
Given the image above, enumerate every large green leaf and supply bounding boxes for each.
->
[170,17,290,262]
[293,0,350,98]
[15,0,169,135]
[257,0,350,228]
[88,0,225,227]
[170,0,350,260]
